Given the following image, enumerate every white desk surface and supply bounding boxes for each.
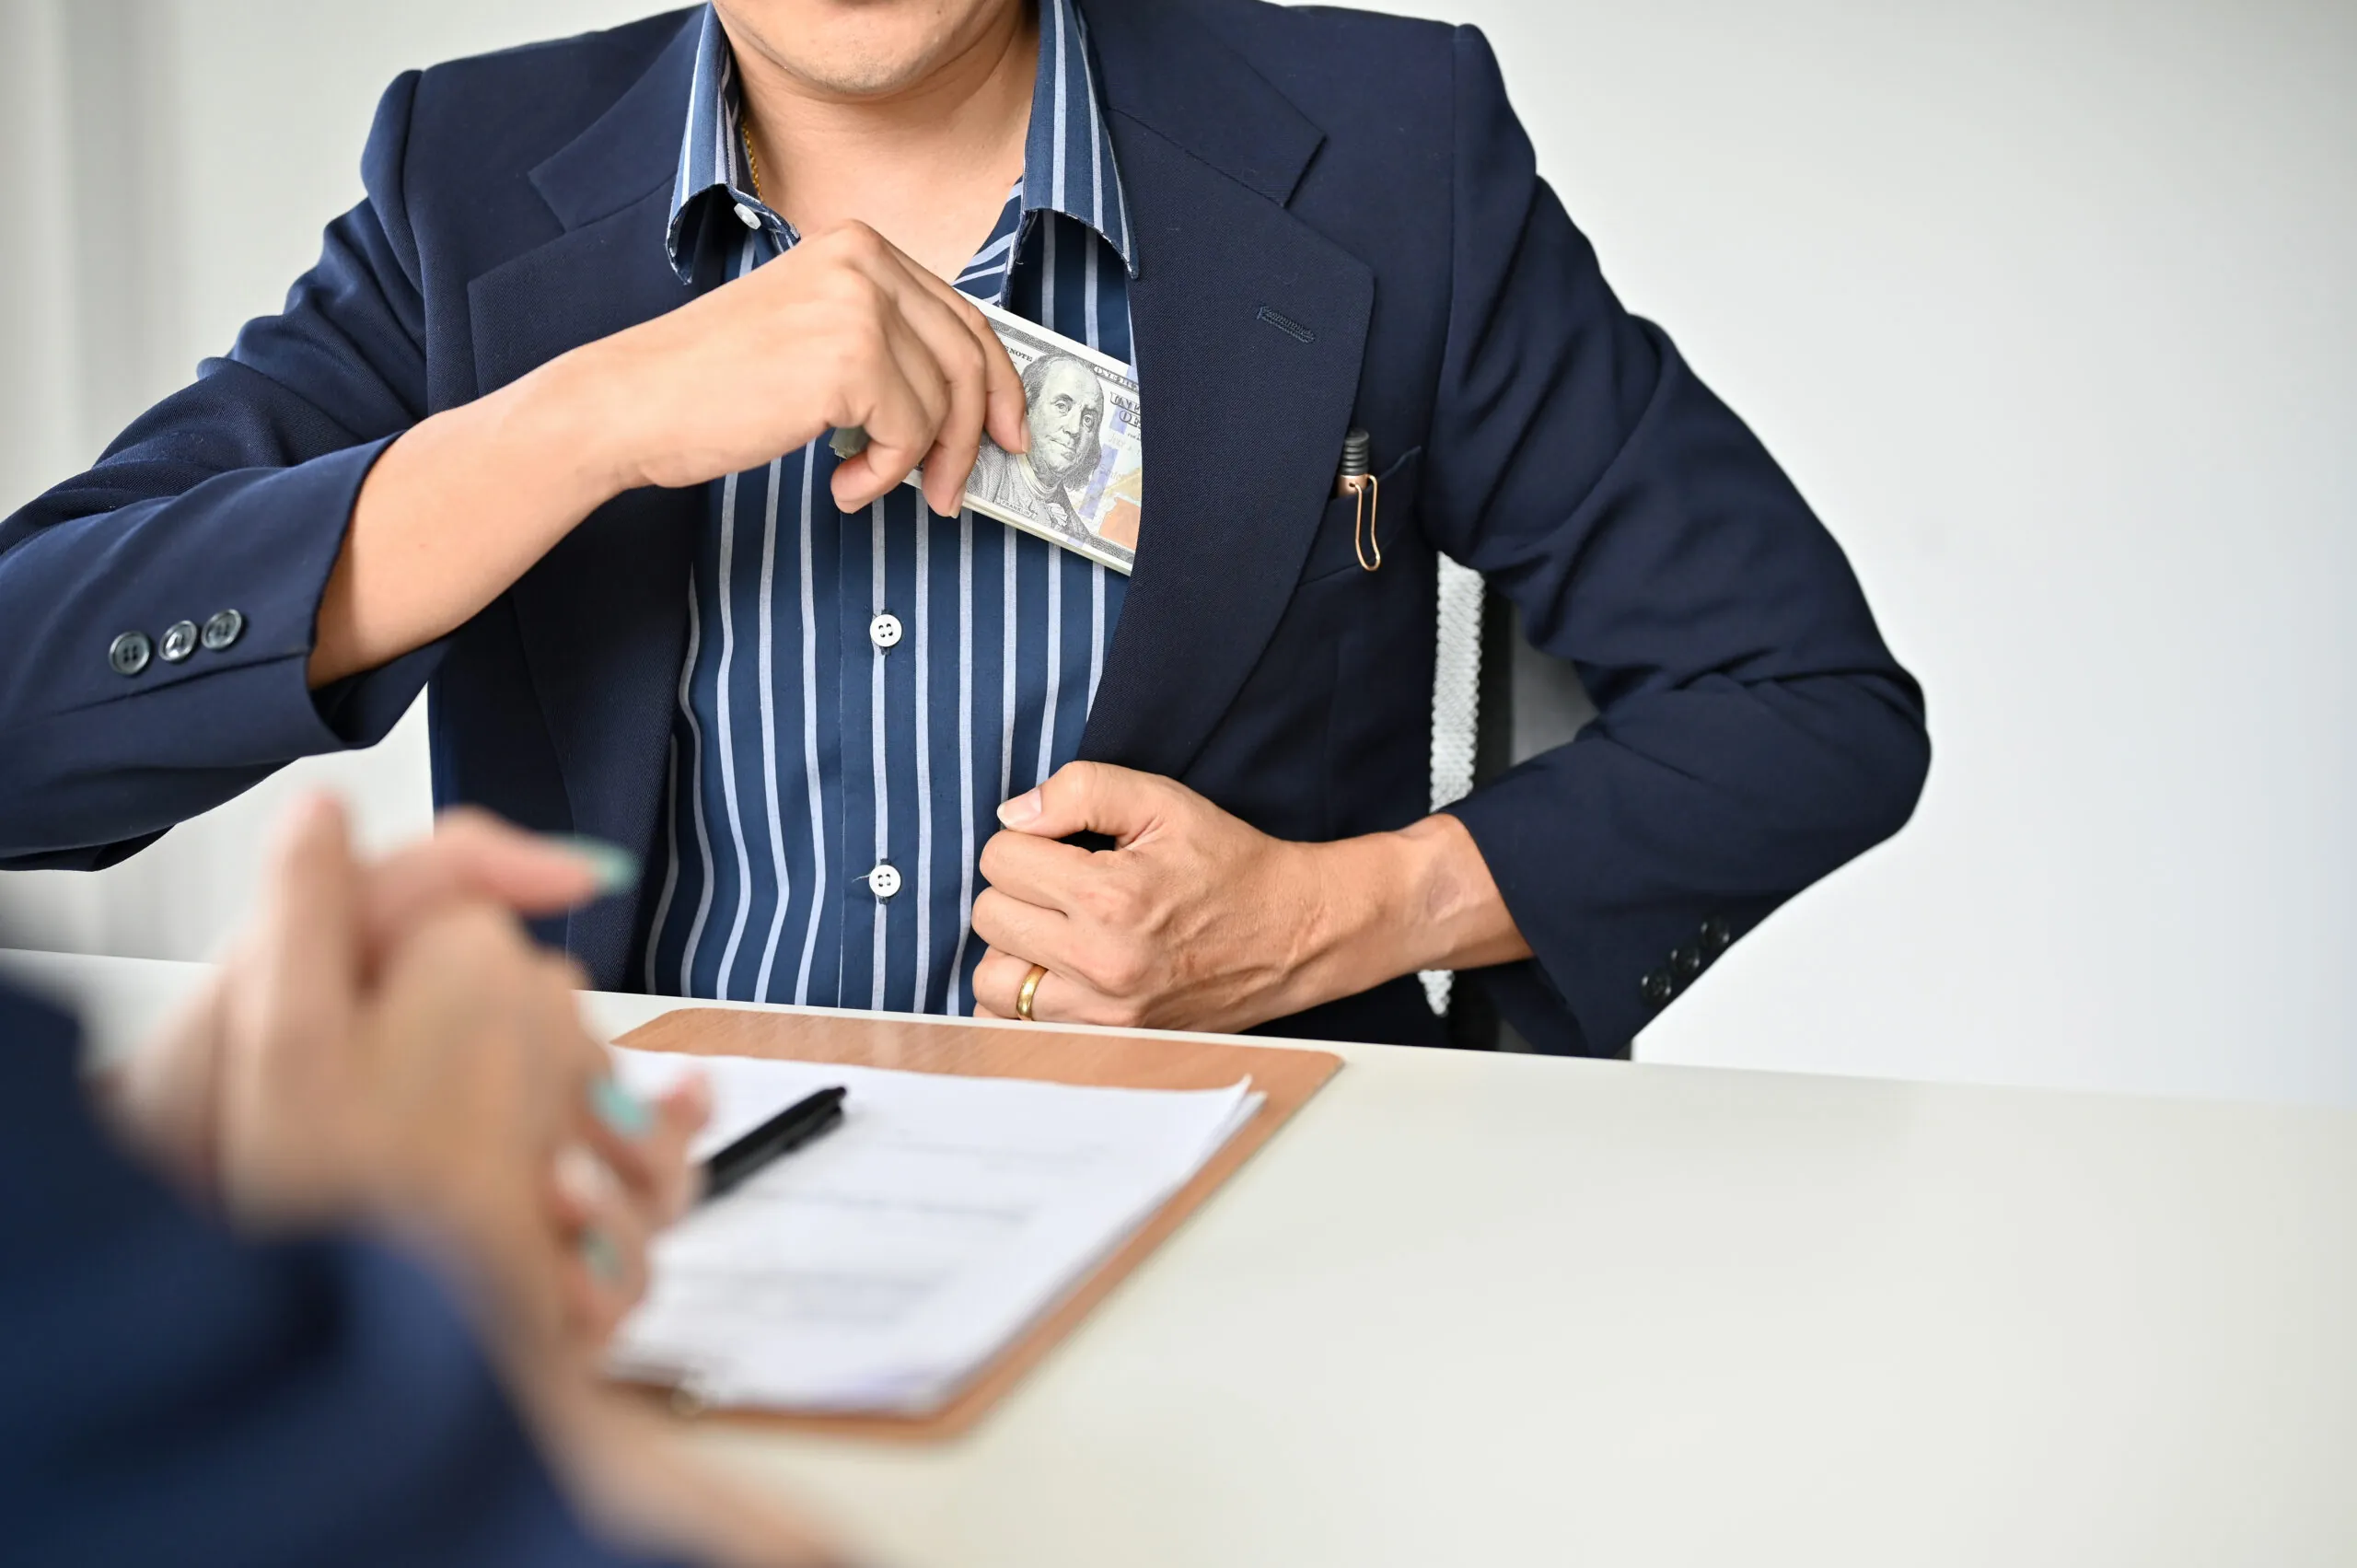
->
[7,947,2353,1567]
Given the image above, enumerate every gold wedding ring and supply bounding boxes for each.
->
[1016,962,1050,1023]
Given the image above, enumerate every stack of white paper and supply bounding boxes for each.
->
[606,1047,1262,1414]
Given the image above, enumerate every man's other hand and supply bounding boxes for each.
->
[969,762,1533,1033]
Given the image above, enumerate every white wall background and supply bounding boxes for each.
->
[1,0,2350,1106]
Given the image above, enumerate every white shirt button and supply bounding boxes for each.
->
[866,863,902,900]
[868,612,904,650]
[732,201,761,230]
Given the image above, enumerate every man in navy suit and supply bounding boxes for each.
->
[0,0,1928,1056]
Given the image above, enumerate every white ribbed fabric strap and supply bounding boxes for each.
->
[1422,555,1485,1016]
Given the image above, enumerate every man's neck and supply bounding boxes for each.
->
[727,5,1039,282]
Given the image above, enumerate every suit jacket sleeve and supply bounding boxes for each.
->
[0,73,446,868]
[0,983,671,1567]
[1423,27,1931,1054]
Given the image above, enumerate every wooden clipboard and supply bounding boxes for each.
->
[612,1006,1344,1441]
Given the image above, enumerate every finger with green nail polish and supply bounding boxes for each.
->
[589,1076,653,1139]
[547,835,642,894]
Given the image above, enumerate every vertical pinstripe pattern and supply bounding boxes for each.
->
[643,738,684,988]
[911,510,934,1015]
[1088,563,1107,708]
[707,458,751,996]
[946,510,977,1014]
[649,0,1136,1015]
[792,457,827,1005]
[749,455,790,1002]
[997,528,1019,834]
[672,587,715,979]
[866,501,889,1010]
[1036,549,1063,789]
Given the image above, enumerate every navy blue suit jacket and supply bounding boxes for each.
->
[0,2,1928,1055]
[0,982,665,1566]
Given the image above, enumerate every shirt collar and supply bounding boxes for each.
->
[666,0,1134,282]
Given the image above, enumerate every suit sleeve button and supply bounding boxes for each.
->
[159,621,199,662]
[200,610,245,651]
[1701,917,1733,954]
[1671,945,1703,981]
[109,631,152,676]
[1640,969,1676,1007]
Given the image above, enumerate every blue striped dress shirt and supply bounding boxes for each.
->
[645,1,1135,1016]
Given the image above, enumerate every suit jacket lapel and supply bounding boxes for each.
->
[1075,0,1374,779]
[467,13,710,985]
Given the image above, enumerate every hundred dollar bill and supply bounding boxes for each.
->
[830,297,1142,574]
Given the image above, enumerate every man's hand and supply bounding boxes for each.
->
[120,807,624,1190]
[113,799,846,1566]
[114,803,704,1345]
[969,762,1533,1033]
[575,220,1028,515]
[312,221,1028,685]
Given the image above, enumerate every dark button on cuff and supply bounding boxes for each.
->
[109,631,152,676]
[201,609,245,651]
[1640,969,1675,1008]
[159,620,199,663]
[1701,917,1733,954]
[1670,944,1703,981]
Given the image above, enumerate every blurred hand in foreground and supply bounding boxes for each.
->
[113,801,703,1345]
[103,797,849,1568]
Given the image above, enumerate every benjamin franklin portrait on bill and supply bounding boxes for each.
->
[970,351,1105,545]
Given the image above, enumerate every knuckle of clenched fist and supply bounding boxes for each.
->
[823,267,877,313]
[1095,943,1150,996]
[1074,877,1126,925]
[853,345,897,398]
[1108,878,1153,927]
[849,276,892,323]
[1037,764,1079,808]
[820,333,865,384]
[1066,940,1112,993]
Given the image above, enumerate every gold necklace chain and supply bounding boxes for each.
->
[739,118,764,202]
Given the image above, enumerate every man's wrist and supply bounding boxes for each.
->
[1292,815,1529,1015]
[1290,824,1441,1010]
[503,345,640,513]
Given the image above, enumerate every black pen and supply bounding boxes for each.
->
[698,1086,848,1205]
